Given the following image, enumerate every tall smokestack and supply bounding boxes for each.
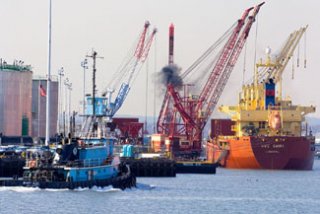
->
[169,23,174,64]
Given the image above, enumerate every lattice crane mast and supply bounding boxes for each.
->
[157,2,264,155]
[156,23,177,135]
[157,20,242,135]
[194,3,264,135]
[102,21,157,120]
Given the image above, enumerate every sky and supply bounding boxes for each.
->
[1,0,320,119]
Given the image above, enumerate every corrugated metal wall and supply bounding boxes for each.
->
[0,69,32,136]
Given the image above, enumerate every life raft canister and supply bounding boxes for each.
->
[29,160,36,168]
[268,110,281,130]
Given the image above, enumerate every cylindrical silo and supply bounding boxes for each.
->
[0,62,32,136]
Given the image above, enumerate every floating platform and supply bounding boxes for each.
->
[0,156,25,177]
[121,157,176,177]
[176,161,217,174]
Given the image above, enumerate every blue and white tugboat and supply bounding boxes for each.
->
[19,127,135,189]
[1,51,136,190]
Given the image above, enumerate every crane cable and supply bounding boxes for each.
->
[104,31,143,93]
[297,41,300,68]
[292,54,295,79]
[153,35,157,133]
[181,22,237,93]
[304,30,307,68]
[243,15,259,85]
[182,22,237,79]
[127,31,157,86]
[253,14,259,84]
[144,30,150,134]
[242,42,247,85]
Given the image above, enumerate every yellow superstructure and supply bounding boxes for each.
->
[219,26,315,138]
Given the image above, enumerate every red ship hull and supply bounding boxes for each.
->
[208,136,315,170]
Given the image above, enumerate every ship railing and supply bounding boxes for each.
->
[113,144,150,153]
[25,148,53,168]
[268,105,295,111]
[64,157,113,168]
[77,132,117,139]
[33,74,58,82]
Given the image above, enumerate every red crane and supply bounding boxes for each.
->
[156,2,264,157]
[101,21,157,120]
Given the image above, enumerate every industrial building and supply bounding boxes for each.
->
[31,77,58,138]
[0,59,59,140]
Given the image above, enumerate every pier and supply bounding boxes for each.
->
[121,158,176,177]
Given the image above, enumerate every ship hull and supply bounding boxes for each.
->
[209,136,315,170]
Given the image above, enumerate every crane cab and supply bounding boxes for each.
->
[85,97,107,116]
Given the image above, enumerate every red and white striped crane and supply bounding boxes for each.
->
[156,2,264,157]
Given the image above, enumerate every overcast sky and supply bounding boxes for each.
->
[1,0,320,119]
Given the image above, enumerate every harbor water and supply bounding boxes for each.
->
[1,159,320,214]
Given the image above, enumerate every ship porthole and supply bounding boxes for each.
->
[73,148,78,155]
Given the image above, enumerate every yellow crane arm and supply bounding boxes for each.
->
[267,25,308,82]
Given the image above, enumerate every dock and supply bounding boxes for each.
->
[176,161,217,174]
[121,157,218,176]
[121,158,176,177]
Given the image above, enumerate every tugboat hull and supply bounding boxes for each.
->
[0,172,136,190]
[0,157,25,177]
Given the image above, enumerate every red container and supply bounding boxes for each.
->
[210,119,235,139]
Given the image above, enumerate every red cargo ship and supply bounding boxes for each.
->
[207,26,316,170]
[207,128,315,170]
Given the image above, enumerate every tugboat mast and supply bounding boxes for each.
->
[92,51,97,117]
[86,51,103,117]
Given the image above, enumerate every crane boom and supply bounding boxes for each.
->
[266,26,307,82]
[194,6,254,116]
[198,2,264,130]
[134,21,150,59]
[141,28,157,63]
[168,4,260,138]
[157,90,172,133]
[157,22,237,134]
[167,84,196,127]
[155,2,264,158]
[100,22,157,120]
[157,8,252,135]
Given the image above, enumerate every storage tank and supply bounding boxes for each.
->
[127,145,134,157]
[122,145,128,157]
[0,61,32,136]
[31,77,58,138]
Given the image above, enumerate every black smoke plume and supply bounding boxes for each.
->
[159,64,183,90]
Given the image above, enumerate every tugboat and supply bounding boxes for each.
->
[1,51,136,189]
[16,135,135,189]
